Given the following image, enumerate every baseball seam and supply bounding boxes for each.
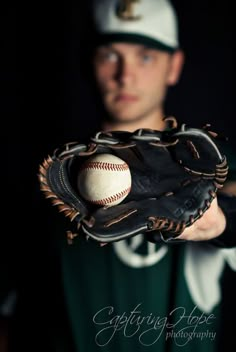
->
[88,187,131,206]
[80,161,129,172]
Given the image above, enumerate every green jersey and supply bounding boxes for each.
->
[59,236,222,352]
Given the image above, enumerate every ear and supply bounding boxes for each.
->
[167,50,185,86]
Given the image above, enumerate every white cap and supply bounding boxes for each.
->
[93,0,179,53]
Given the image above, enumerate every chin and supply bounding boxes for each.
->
[108,108,142,123]
[112,114,139,124]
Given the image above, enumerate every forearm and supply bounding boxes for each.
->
[208,193,236,248]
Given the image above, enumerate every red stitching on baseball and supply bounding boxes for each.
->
[81,161,129,172]
[88,187,131,206]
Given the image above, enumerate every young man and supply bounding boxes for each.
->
[47,1,234,351]
[92,0,227,243]
[6,1,236,351]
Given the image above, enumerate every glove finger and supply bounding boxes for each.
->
[169,126,228,183]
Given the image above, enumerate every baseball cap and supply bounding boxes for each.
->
[92,0,179,53]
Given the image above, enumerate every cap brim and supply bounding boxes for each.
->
[94,32,177,53]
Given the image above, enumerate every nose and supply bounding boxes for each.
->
[115,58,135,86]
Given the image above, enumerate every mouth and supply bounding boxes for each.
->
[114,93,139,102]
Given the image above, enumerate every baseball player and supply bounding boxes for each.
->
[6,1,236,352]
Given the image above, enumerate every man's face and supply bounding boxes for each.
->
[93,43,181,124]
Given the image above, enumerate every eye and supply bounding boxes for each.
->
[141,53,154,63]
[97,51,119,63]
[104,52,118,62]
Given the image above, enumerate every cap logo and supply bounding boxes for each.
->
[116,0,141,21]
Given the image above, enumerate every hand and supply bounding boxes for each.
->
[176,197,226,241]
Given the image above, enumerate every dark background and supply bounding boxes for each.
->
[2,0,235,350]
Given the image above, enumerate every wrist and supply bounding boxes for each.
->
[214,206,226,238]
[208,193,236,248]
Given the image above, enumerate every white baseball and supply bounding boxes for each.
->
[77,153,132,207]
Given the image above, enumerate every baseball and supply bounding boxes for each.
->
[77,153,132,207]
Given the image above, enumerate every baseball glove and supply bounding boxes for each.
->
[38,117,228,245]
